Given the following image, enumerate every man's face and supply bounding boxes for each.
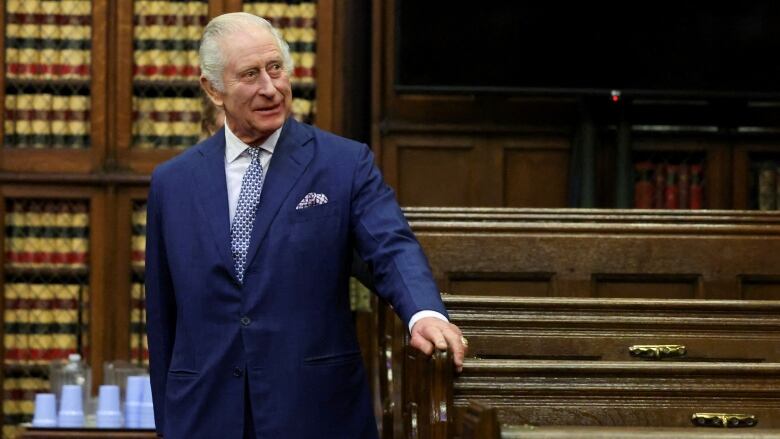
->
[205,26,292,146]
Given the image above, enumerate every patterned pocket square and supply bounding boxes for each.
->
[296,192,329,210]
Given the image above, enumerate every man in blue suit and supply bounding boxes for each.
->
[145,12,466,438]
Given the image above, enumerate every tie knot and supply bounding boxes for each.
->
[247,147,261,160]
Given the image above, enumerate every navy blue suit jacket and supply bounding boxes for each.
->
[145,118,447,438]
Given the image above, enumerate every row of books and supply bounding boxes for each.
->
[133,1,208,81]
[5,282,82,303]
[634,161,705,209]
[3,374,49,430]
[3,201,89,437]
[130,273,148,363]
[132,203,147,268]
[5,238,88,269]
[4,335,80,362]
[133,96,202,149]
[5,200,89,227]
[130,285,149,366]
[130,203,149,365]
[5,200,89,269]
[130,278,148,365]
[244,1,317,30]
[4,93,90,149]
[755,162,780,210]
[5,0,91,80]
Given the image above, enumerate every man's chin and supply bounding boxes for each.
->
[254,113,286,128]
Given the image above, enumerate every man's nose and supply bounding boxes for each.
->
[255,69,276,97]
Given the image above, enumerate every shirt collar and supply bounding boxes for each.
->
[224,119,282,164]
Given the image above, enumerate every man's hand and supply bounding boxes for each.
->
[409,317,467,372]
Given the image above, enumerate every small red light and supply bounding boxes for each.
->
[611,95,620,103]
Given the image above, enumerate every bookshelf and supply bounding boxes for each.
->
[0,186,108,439]
[0,0,107,175]
[0,0,346,436]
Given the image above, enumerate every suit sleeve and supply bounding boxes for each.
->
[144,173,177,433]
[350,144,448,325]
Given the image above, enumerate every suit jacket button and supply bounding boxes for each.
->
[240,316,251,326]
[233,367,243,377]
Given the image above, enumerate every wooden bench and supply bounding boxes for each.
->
[400,295,780,437]
[406,351,780,438]
[460,402,780,439]
[443,295,780,363]
[372,209,780,438]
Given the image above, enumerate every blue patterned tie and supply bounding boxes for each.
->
[231,147,264,283]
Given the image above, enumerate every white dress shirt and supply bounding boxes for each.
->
[223,121,447,332]
[224,121,280,224]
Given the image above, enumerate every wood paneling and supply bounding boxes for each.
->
[396,144,474,206]
[448,278,552,297]
[740,275,780,300]
[503,139,569,207]
[593,274,700,299]
[383,134,571,208]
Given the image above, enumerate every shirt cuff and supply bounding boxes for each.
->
[408,310,449,333]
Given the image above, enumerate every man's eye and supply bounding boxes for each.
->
[269,63,282,71]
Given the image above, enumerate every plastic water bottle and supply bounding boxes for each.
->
[50,353,92,410]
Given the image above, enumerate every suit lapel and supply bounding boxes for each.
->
[244,118,314,271]
[192,128,236,280]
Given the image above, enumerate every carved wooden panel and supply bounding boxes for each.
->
[399,146,473,206]
[447,275,553,297]
[740,275,780,300]
[407,209,780,300]
[502,139,569,207]
[444,295,780,363]
[457,360,780,428]
[593,274,700,299]
[382,135,571,208]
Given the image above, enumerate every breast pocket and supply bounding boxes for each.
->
[289,202,339,223]
[289,203,342,247]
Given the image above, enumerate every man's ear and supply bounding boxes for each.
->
[200,76,224,108]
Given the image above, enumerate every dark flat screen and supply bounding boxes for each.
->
[396,1,780,97]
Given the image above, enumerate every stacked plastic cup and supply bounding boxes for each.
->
[31,393,57,427]
[125,375,145,428]
[140,375,156,428]
[58,384,85,427]
[96,385,123,428]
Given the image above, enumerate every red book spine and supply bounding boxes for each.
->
[678,164,690,209]
[653,163,666,209]
[665,164,679,209]
[690,164,704,209]
[634,161,654,208]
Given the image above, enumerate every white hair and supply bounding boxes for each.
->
[199,12,294,92]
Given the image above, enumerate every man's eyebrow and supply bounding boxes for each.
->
[236,65,259,73]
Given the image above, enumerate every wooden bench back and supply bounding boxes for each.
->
[377,209,780,438]
[406,208,780,300]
